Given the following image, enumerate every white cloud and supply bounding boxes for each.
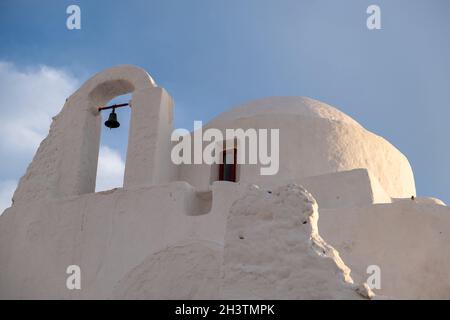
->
[96,146,125,192]
[0,61,79,153]
[0,180,17,215]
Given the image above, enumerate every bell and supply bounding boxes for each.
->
[104,109,120,129]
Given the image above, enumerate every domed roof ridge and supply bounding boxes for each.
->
[209,96,361,127]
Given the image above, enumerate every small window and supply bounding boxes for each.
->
[219,148,237,182]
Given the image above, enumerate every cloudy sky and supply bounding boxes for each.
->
[0,0,449,213]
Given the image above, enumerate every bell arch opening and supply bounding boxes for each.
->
[95,93,132,192]
[85,77,138,193]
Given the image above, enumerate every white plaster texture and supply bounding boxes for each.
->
[319,200,450,299]
[220,184,372,299]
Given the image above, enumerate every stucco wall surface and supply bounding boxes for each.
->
[0,182,373,299]
[319,200,450,299]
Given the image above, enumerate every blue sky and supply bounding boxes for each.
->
[0,0,449,211]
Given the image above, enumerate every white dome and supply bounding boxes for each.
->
[202,96,416,199]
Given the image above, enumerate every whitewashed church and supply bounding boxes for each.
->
[1,65,449,299]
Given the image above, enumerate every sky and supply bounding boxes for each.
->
[0,0,449,212]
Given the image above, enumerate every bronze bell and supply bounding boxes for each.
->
[104,109,120,129]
